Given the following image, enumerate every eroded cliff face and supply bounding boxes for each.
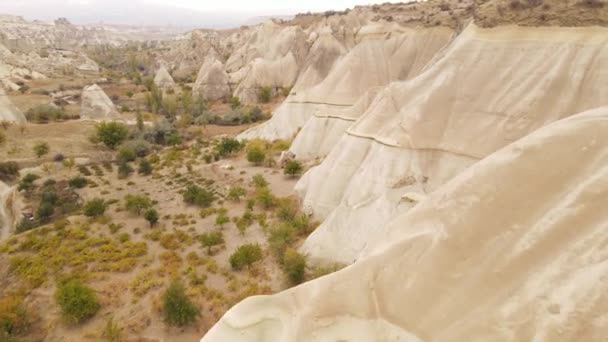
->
[203,108,608,342]
[296,23,608,264]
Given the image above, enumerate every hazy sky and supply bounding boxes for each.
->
[0,0,401,28]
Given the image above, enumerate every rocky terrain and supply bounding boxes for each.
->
[1,0,608,340]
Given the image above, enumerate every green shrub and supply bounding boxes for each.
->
[162,280,199,326]
[68,176,87,189]
[18,173,39,193]
[199,231,224,255]
[0,295,30,338]
[124,194,152,215]
[36,202,54,223]
[25,104,70,123]
[246,146,266,165]
[227,186,246,202]
[183,185,215,207]
[229,96,241,109]
[96,122,129,149]
[215,138,242,157]
[229,243,263,270]
[102,317,121,341]
[255,187,276,209]
[54,278,100,323]
[284,160,303,177]
[0,162,19,182]
[138,159,153,175]
[251,174,268,188]
[33,141,50,158]
[117,161,133,179]
[215,211,229,229]
[83,198,106,217]
[117,146,136,163]
[283,248,306,285]
[257,86,272,103]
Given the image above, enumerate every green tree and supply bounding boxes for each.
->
[33,141,50,158]
[68,176,87,189]
[0,130,6,146]
[144,208,159,227]
[199,231,224,255]
[96,122,129,149]
[182,185,215,207]
[246,146,266,165]
[283,248,306,285]
[162,280,199,327]
[124,194,152,215]
[284,160,303,177]
[138,159,153,175]
[54,278,100,323]
[83,198,106,217]
[229,243,263,270]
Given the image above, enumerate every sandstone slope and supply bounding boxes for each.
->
[297,23,608,264]
[203,106,608,342]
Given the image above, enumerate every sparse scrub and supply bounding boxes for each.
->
[0,162,19,182]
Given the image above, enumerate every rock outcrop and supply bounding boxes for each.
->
[192,56,231,101]
[203,107,608,341]
[80,84,121,120]
[153,66,176,89]
[0,88,25,122]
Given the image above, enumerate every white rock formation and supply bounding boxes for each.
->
[203,107,608,341]
[0,88,25,122]
[238,25,453,141]
[80,84,120,120]
[193,56,231,101]
[153,66,176,89]
[297,24,608,264]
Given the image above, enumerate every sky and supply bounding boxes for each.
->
[0,0,402,28]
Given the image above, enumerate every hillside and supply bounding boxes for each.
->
[1,0,608,340]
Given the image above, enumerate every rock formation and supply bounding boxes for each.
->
[153,66,176,89]
[203,107,608,341]
[0,88,25,122]
[296,23,608,264]
[192,56,231,101]
[80,84,121,120]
